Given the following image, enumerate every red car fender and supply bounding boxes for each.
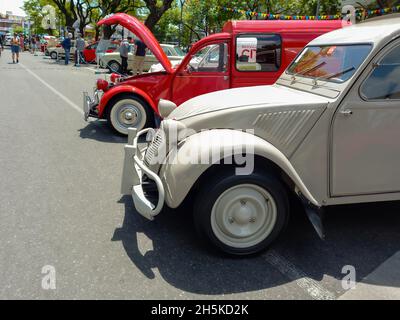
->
[97,85,158,118]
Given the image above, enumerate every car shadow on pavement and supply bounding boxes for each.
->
[113,195,400,296]
[79,121,127,144]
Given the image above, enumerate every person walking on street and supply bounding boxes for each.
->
[119,37,130,75]
[74,33,85,67]
[61,33,72,65]
[31,35,37,55]
[10,34,20,63]
[132,38,147,75]
[0,35,4,58]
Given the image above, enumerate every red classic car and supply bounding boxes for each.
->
[84,13,343,135]
[83,41,120,63]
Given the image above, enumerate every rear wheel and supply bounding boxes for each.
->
[193,168,289,255]
[107,60,121,73]
[107,95,153,135]
[50,51,58,60]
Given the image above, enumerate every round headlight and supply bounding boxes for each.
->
[96,79,109,91]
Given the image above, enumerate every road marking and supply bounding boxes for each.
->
[19,62,84,115]
[264,250,336,300]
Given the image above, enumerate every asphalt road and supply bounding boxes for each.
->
[0,49,399,300]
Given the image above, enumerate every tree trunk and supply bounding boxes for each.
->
[144,0,174,31]
[95,26,100,41]
[79,22,86,37]
[144,12,162,31]
[102,25,115,40]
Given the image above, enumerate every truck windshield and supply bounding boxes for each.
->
[287,44,372,83]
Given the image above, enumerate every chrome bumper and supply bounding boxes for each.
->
[83,90,101,121]
[121,128,165,220]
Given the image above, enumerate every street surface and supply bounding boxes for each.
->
[0,48,399,299]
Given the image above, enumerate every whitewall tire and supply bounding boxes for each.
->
[107,96,153,135]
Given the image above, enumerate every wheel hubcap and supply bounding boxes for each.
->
[211,184,277,249]
[110,63,119,71]
[118,105,140,126]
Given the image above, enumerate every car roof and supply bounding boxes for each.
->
[223,20,343,34]
[160,44,176,48]
[310,17,400,46]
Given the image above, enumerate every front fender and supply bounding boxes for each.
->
[159,129,320,209]
[98,85,157,118]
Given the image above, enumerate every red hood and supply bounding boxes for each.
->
[98,13,173,73]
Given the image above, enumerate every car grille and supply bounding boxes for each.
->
[144,130,165,167]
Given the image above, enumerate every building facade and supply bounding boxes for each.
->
[0,11,26,35]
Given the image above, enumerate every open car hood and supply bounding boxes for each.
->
[97,13,173,73]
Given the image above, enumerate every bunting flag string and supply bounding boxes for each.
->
[222,4,400,20]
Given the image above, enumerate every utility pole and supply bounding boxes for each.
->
[178,0,185,47]
[316,0,321,17]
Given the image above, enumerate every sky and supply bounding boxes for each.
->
[0,0,26,16]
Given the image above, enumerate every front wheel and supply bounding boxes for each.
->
[107,95,153,135]
[193,169,289,255]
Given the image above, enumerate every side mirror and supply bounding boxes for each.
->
[158,99,178,119]
[185,64,194,74]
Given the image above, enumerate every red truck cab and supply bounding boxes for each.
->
[83,13,343,135]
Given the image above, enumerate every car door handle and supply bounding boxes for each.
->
[224,76,229,81]
[340,109,353,116]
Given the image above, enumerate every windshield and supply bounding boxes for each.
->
[174,46,185,56]
[287,45,372,83]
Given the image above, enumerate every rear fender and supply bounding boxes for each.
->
[98,85,157,118]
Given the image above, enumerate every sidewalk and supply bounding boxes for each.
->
[339,251,400,300]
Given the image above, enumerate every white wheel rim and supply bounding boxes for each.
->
[211,184,277,249]
[110,99,147,135]
[109,62,120,72]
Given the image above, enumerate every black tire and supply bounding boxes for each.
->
[50,51,58,60]
[193,167,289,256]
[107,60,121,73]
[106,94,154,135]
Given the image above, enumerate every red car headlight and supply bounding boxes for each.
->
[110,73,121,83]
[96,79,109,91]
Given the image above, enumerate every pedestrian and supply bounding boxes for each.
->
[74,33,85,67]
[19,34,24,51]
[119,37,130,74]
[133,38,147,75]
[10,33,20,64]
[31,35,37,55]
[61,33,72,65]
[0,35,4,58]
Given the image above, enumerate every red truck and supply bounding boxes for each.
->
[84,13,343,135]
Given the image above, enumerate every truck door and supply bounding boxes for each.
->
[172,42,230,106]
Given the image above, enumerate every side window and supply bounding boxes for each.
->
[189,43,228,73]
[236,34,281,72]
[361,45,400,100]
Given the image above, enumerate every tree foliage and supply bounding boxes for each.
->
[27,0,394,45]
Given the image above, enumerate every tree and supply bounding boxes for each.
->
[143,0,175,30]
[23,0,63,35]
[75,0,98,35]
[51,0,77,32]
[93,0,144,39]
